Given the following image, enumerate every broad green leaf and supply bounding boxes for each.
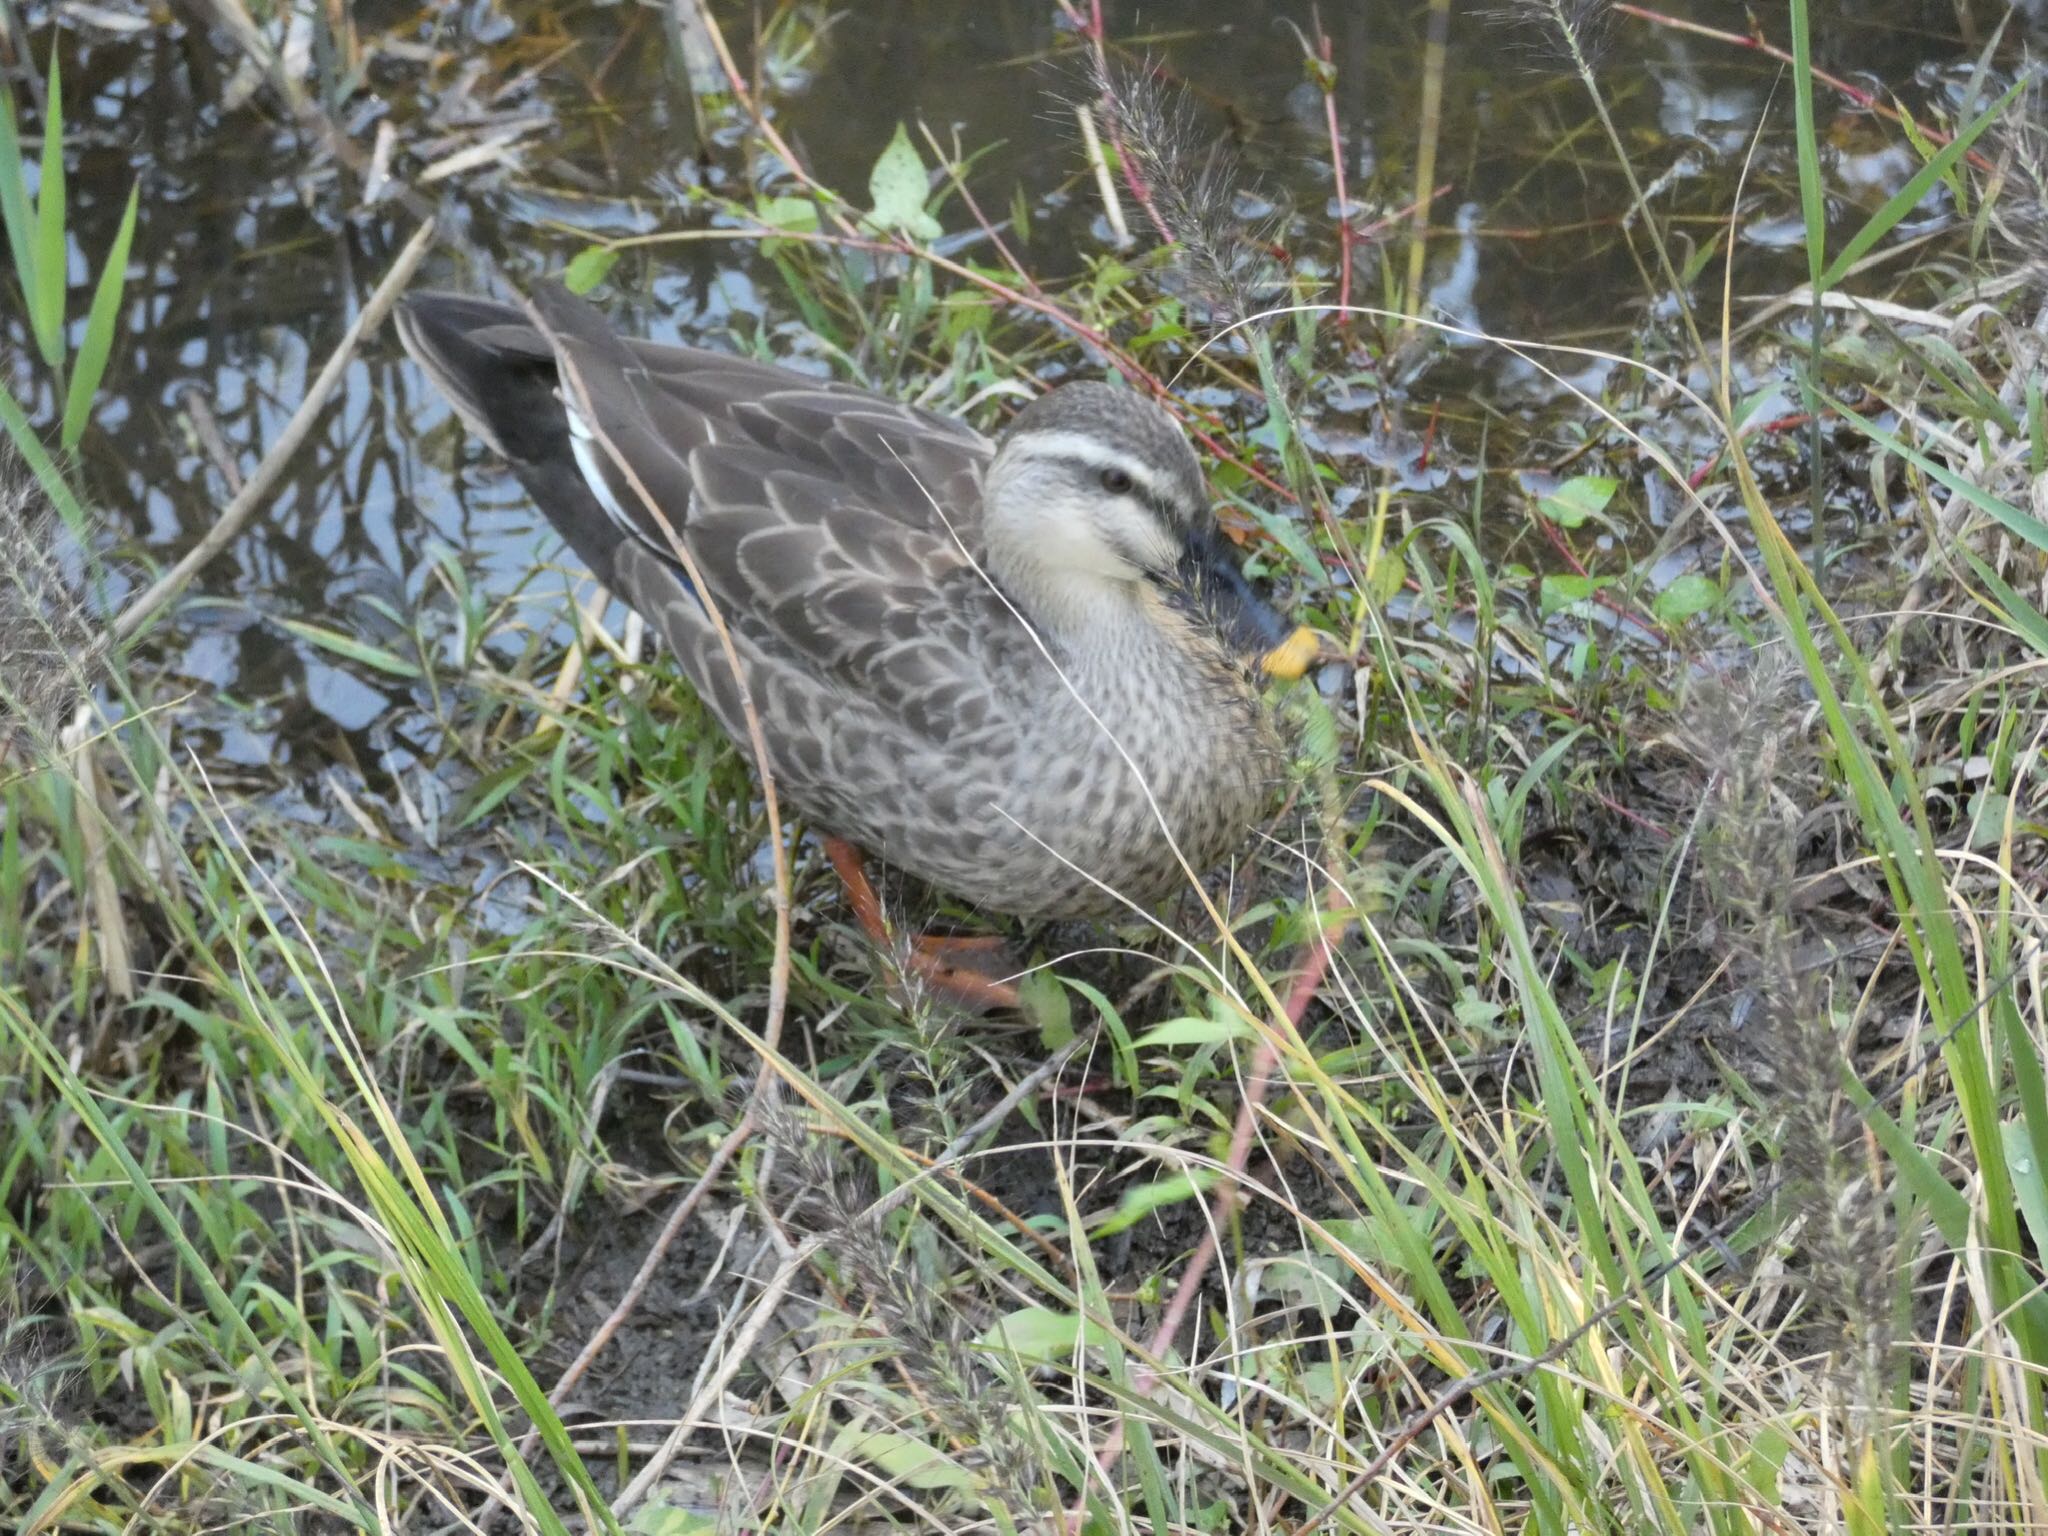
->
[62,181,138,451]
[562,244,618,294]
[1020,966,1072,1049]
[1096,1171,1214,1239]
[753,194,821,233]
[627,1506,717,1536]
[1538,572,1601,613]
[975,1306,1109,1365]
[1314,1212,1425,1271]
[865,122,941,241]
[31,61,65,367]
[1236,497,1322,582]
[1651,572,1720,623]
[1535,475,1617,529]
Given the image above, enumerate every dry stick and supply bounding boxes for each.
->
[180,385,247,497]
[195,0,445,226]
[112,222,437,643]
[1072,913,1343,1531]
[615,1043,1089,1517]
[675,0,861,240]
[1316,23,1354,328]
[612,1231,830,1516]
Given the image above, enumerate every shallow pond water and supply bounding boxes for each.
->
[5,0,2042,800]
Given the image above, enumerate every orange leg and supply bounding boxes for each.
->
[823,836,1020,1011]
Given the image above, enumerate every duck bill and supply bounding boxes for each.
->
[1179,530,1318,681]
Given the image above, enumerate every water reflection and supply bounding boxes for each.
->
[4,0,2036,798]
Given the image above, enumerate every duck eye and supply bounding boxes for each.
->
[1099,466,1135,495]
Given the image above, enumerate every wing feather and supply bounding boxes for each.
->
[516,285,1031,749]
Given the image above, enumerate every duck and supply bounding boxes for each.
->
[397,283,1307,1006]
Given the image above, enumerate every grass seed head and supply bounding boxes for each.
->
[0,451,105,762]
[1085,55,1283,325]
[1476,0,1619,76]
[1680,660,1895,1426]
[757,1100,1047,1521]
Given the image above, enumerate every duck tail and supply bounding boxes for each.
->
[396,290,629,594]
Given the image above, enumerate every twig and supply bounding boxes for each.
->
[1076,102,1131,247]
[190,0,444,223]
[179,385,246,496]
[1317,22,1353,328]
[611,1231,827,1517]
[112,221,437,643]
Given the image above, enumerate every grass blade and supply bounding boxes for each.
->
[0,83,38,320]
[1831,393,2048,555]
[1819,79,2024,291]
[1788,0,1826,289]
[60,181,138,451]
[31,61,66,369]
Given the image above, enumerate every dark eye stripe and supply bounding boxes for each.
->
[1048,450,1192,527]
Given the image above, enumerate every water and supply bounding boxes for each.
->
[5,0,2040,791]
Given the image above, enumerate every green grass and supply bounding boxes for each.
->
[3,8,2048,1534]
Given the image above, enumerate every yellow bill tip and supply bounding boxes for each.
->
[1260,625,1321,681]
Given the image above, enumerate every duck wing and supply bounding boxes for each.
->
[398,285,1035,745]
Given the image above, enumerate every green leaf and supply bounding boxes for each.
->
[1020,966,1072,1049]
[0,84,39,324]
[31,61,66,368]
[626,1506,717,1536]
[1314,1212,1425,1271]
[1538,573,1601,614]
[62,181,137,452]
[1236,497,1323,582]
[839,1429,975,1491]
[1651,572,1720,623]
[1831,394,2048,555]
[1958,547,2048,659]
[1818,77,2024,291]
[278,619,423,678]
[753,194,821,234]
[975,1306,1109,1365]
[0,386,91,542]
[562,244,618,295]
[1096,1172,1215,1239]
[1133,1014,1253,1048]
[1535,475,1617,529]
[455,756,540,830]
[1788,0,1826,289]
[865,122,941,241]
